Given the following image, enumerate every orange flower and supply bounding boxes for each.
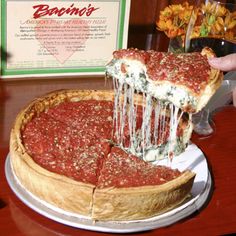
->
[157,2,236,42]
[156,2,193,38]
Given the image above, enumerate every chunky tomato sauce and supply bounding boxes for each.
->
[97,147,181,188]
[22,100,184,187]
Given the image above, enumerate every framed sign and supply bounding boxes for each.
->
[0,0,130,78]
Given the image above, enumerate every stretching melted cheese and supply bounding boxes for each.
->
[111,75,191,161]
[105,50,200,162]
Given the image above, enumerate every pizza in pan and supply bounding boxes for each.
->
[10,90,195,221]
[106,47,223,113]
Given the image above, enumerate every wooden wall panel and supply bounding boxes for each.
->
[129,0,169,26]
[128,0,169,50]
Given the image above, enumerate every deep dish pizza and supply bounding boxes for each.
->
[10,90,195,221]
[106,47,223,113]
[10,47,222,222]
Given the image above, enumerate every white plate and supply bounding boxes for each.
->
[5,144,212,233]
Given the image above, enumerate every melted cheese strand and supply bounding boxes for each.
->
[160,103,167,144]
[113,77,124,145]
[154,100,161,145]
[120,83,128,147]
[111,74,187,164]
[127,85,136,153]
[141,94,153,157]
[168,104,183,162]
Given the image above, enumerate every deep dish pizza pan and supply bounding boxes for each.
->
[5,143,212,233]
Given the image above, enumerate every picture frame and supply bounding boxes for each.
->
[0,0,130,78]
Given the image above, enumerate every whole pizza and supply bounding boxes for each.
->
[10,47,223,222]
[10,89,196,221]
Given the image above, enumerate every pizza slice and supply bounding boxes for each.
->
[106,47,223,113]
[93,147,195,221]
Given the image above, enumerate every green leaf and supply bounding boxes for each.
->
[200,24,209,37]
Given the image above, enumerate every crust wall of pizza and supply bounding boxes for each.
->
[106,47,223,113]
[10,89,195,221]
[92,147,195,221]
[93,171,194,221]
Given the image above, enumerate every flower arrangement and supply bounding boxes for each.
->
[156,1,236,46]
[156,2,193,40]
[193,2,236,41]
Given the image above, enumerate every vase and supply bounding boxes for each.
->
[168,36,185,53]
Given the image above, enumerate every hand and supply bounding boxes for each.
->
[209,53,236,107]
[208,53,236,72]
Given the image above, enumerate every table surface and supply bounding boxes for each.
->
[1,77,236,236]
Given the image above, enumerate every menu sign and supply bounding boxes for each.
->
[0,0,130,78]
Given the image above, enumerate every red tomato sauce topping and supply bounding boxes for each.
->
[113,48,211,94]
[21,100,184,187]
[97,147,181,188]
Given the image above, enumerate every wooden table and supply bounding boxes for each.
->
[1,77,236,235]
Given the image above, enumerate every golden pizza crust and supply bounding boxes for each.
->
[10,133,95,215]
[10,89,195,221]
[92,170,195,221]
[196,47,224,112]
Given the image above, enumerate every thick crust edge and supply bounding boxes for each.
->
[196,47,224,112]
[92,170,195,221]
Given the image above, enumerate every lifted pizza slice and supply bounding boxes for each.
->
[106,47,223,113]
